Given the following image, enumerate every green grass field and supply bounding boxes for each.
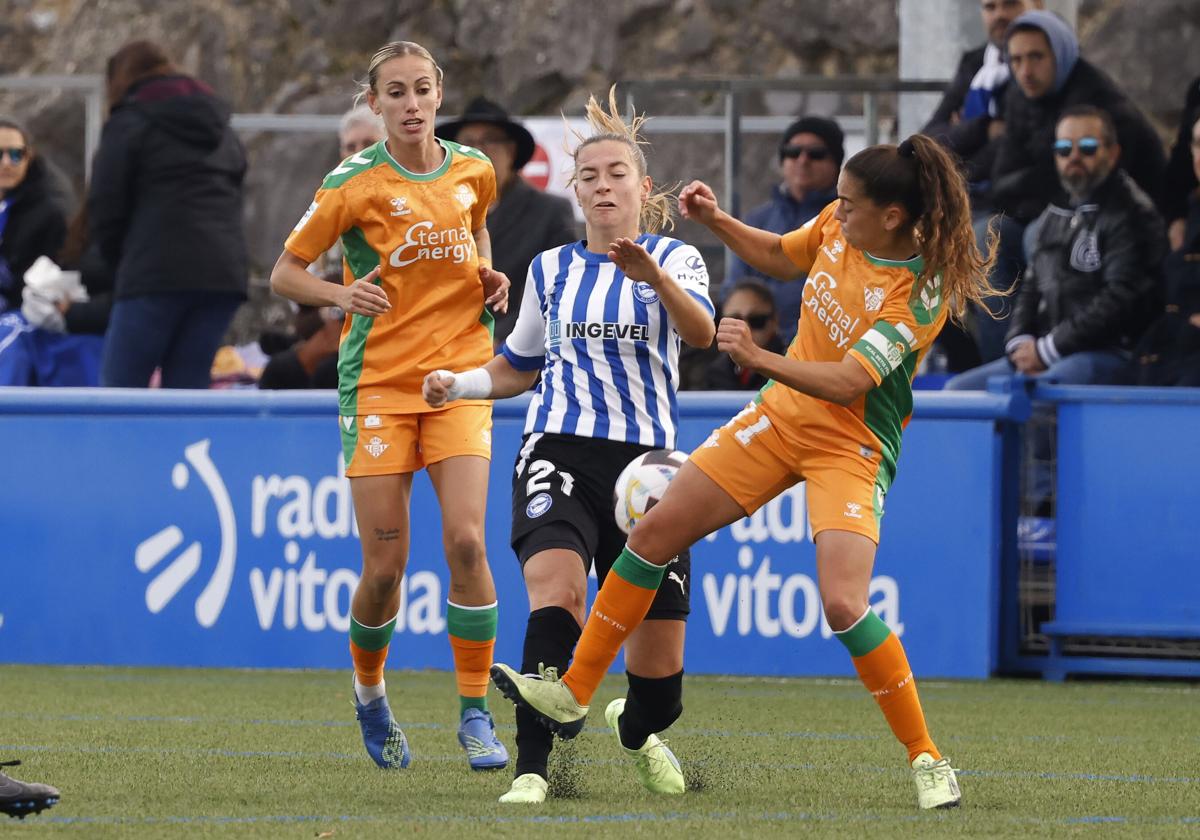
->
[2,665,1198,837]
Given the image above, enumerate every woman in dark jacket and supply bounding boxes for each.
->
[0,118,67,313]
[88,40,248,388]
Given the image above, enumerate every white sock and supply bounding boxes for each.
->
[354,675,386,704]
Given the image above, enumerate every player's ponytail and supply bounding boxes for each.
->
[568,87,676,234]
[844,135,1002,321]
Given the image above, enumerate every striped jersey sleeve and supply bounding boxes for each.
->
[848,271,947,385]
[661,243,715,317]
[501,252,551,371]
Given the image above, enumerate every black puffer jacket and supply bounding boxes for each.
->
[0,158,67,311]
[1009,170,1165,360]
[88,75,248,301]
[991,58,1166,223]
[922,46,1002,185]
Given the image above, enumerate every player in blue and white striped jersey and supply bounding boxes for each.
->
[424,88,714,804]
[502,230,711,448]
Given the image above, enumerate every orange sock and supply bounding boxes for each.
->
[562,547,664,706]
[447,601,498,714]
[349,614,395,686]
[836,607,939,762]
[349,640,389,686]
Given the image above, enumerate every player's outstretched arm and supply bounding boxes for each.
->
[422,354,537,408]
[679,180,803,282]
[609,237,715,347]
[717,317,874,406]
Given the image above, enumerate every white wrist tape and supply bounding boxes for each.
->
[439,367,492,401]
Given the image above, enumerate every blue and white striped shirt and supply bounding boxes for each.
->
[502,235,714,448]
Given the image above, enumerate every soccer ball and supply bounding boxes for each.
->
[612,449,688,535]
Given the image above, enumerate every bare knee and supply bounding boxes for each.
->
[627,516,679,566]
[523,549,587,623]
[528,580,586,621]
[443,527,487,572]
[822,594,869,633]
[358,566,404,603]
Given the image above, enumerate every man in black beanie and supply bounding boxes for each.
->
[724,116,843,343]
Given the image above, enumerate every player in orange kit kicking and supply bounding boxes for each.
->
[490,134,999,809]
[270,40,510,772]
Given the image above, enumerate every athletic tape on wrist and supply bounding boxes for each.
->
[438,367,492,401]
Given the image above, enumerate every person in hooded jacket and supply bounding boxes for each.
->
[88,40,248,388]
[967,10,1166,363]
[991,10,1165,224]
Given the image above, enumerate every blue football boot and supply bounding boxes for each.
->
[354,694,411,769]
[457,707,509,771]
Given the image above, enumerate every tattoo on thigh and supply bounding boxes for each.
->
[374,527,401,542]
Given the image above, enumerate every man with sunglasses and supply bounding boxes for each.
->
[959,9,1165,365]
[725,116,843,344]
[948,105,1165,389]
[992,10,1165,225]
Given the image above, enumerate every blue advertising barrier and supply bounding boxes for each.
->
[1036,385,1200,680]
[0,388,1024,678]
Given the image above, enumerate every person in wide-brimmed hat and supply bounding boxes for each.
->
[439,97,576,343]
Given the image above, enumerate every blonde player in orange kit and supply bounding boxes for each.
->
[269,41,511,772]
[490,135,1000,809]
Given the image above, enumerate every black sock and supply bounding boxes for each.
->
[618,669,684,750]
[514,606,581,779]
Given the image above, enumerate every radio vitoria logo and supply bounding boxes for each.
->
[131,440,446,635]
[134,440,236,628]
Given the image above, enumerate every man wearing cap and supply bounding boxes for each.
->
[725,116,843,343]
[438,97,577,344]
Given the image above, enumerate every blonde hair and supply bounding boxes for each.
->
[568,87,675,234]
[358,41,443,104]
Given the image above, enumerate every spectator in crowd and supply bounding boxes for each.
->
[922,0,1042,192]
[0,118,67,315]
[725,116,842,344]
[1163,76,1200,252]
[948,106,1165,390]
[993,11,1166,222]
[704,280,783,390]
[965,10,1166,363]
[89,40,248,388]
[0,206,112,387]
[338,103,386,158]
[258,270,342,390]
[1136,109,1200,387]
[437,97,576,344]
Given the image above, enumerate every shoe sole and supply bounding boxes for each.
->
[1,796,59,819]
[468,761,508,771]
[461,748,508,772]
[489,665,586,741]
